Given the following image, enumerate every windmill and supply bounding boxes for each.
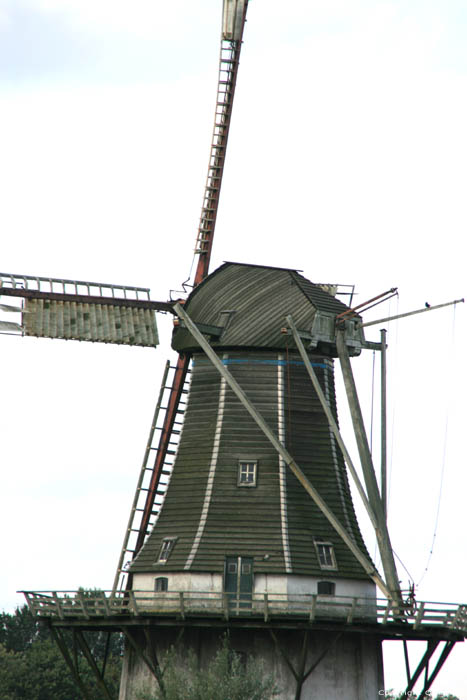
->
[3,1,465,699]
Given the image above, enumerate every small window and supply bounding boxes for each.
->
[155,577,168,592]
[227,562,237,574]
[158,537,177,563]
[238,460,257,487]
[317,581,335,595]
[315,542,337,570]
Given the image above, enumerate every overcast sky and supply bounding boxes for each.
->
[0,0,466,695]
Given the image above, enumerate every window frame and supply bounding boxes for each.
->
[314,541,337,571]
[237,460,258,488]
[317,580,336,596]
[157,537,177,564]
[154,576,168,592]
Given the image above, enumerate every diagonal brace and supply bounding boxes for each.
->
[174,303,391,599]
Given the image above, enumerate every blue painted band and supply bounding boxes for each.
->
[193,358,327,369]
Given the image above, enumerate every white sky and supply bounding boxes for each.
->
[0,0,466,695]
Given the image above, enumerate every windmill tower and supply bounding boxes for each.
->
[10,2,466,699]
[118,262,389,699]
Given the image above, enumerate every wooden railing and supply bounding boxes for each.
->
[20,590,467,634]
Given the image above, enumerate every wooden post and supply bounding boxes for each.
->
[336,329,401,603]
[381,329,387,519]
[174,303,393,600]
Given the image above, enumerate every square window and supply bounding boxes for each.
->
[155,577,168,592]
[238,461,257,487]
[317,581,335,595]
[158,537,176,563]
[315,542,337,570]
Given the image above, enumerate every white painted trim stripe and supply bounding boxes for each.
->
[184,360,227,570]
[278,353,292,573]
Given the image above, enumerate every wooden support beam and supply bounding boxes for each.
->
[302,632,343,682]
[123,628,165,691]
[174,303,392,600]
[380,328,388,519]
[179,592,185,620]
[403,639,411,685]
[404,640,439,694]
[294,630,310,700]
[417,640,457,698]
[143,627,166,691]
[263,593,269,623]
[48,626,93,700]
[74,630,114,700]
[52,591,64,619]
[268,629,299,681]
[336,329,401,603]
[286,316,381,535]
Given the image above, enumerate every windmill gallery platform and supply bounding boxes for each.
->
[21,263,467,699]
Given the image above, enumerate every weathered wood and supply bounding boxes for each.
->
[175,303,392,599]
[48,626,93,700]
[74,630,114,700]
[336,329,401,603]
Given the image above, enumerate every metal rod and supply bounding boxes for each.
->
[381,329,387,519]
[361,298,464,328]
[174,303,392,599]
[336,288,398,319]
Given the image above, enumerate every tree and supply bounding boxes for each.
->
[138,637,279,700]
[0,602,123,699]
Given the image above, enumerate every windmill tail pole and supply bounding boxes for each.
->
[360,297,464,328]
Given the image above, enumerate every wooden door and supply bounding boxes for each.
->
[224,556,253,613]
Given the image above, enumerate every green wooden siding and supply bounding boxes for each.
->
[130,351,370,580]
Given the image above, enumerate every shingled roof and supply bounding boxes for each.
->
[172,262,358,353]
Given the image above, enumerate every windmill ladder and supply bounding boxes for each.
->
[112,360,190,595]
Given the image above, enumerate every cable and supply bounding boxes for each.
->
[417,303,457,587]
[394,549,415,588]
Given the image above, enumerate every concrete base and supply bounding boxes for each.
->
[119,626,384,700]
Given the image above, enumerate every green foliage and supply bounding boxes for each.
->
[0,603,123,700]
[0,605,49,652]
[138,637,278,700]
